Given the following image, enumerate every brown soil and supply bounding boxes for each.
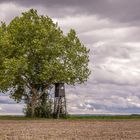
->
[0,120,140,140]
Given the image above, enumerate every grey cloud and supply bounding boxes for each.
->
[79,26,140,45]
[68,91,140,114]
[0,104,23,115]
[0,100,15,104]
[77,95,140,113]
[1,0,140,23]
[0,95,23,104]
[72,93,140,113]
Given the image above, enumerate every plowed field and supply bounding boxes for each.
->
[0,120,140,140]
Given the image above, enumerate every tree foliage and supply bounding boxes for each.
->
[0,9,90,117]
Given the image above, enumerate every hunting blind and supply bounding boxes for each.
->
[55,83,65,97]
[54,83,67,118]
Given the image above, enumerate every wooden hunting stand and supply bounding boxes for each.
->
[54,83,67,118]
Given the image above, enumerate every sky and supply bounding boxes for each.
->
[0,0,140,115]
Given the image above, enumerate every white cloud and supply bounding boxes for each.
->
[0,2,28,23]
[0,106,2,110]
[0,104,24,115]
[54,15,114,34]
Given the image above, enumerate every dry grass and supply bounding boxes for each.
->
[0,119,140,140]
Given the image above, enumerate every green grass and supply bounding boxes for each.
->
[0,115,47,120]
[68,114,140,120]
[0,114,140,120]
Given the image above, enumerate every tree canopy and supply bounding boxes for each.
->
[0,9,90,117]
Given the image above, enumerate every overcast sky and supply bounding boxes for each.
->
[0,0,140,115]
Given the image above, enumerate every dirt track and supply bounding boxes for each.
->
[0,119,140,140]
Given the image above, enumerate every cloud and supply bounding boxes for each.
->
[67,83,140,114]
[0,2,28,23]
[0,103,24,115]
[0,1,140,115]
[0,95,23,104]
[1,0,140,23]
[85,95,140,113]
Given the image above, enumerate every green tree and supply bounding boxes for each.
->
[0,9,90,117]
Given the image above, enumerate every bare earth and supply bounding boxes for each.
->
[0,120,140,140]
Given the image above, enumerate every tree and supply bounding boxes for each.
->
[0,9,90,117]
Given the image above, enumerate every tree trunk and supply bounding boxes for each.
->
[30,87,38,117]
[29,85,49,117]
[31,92,37,118]
[31,102,35,117]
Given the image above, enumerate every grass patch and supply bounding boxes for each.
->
[68,114,140,120]
[0,114,140,120]
[0,115,48,120]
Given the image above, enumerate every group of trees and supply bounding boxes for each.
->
[0,9,90,118]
